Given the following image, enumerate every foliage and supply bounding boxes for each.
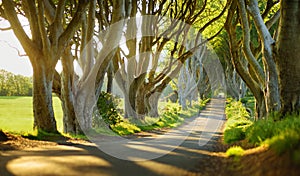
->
[224,98,253,144]
[94,92,122,127]
[226,146,245,157]
[94,92,140,135]
[224,98,300,155]
[246,114,300,154]
[136,99,209,131]
[0,69,32,96]
[240,96,255,117]
[110,121,141,136]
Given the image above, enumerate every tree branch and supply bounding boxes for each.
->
[37,0,51,55]
[23,0,41,44]
[43,0,55,23]
[2,0,40,58]
[58,0,89,55]
[237,0,265,85]
[266,10,280,29]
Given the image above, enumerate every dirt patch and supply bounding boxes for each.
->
[0,131,57,151]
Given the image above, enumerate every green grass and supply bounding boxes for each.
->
[246,114,300,154]
[224,98,300,157]
[224,98,253,144]
[110,120,141,135]
[0,96,208,138]
[226,146,245,157]
[0,96,63,133]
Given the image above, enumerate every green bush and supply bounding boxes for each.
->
[225,98,300,155]
[94,92,141,136]
[94,92,122,127]
[265,130,300,154]
[224,127,245,144]
[245,119,276,145]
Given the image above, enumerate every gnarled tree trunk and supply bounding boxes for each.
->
[275,0,300,115]
[32,59,57,133]
[61,50,81,134]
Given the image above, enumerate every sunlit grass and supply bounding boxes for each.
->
[224,98,253,144]
[224,98,300,157]
[0,96,63,133]
[226,146,245,157]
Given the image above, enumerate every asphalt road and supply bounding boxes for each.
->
[0,98,225,176]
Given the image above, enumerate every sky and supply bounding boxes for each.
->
[0,17,33,76]
[0,26,33,76]
[0,18,64,77]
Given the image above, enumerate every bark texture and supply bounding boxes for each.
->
[275,0,300,115]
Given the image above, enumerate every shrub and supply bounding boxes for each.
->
[224,127,245,144]
[94,92,122,127]
[245,119,276,145]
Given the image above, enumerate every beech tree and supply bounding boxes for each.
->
[49,0,126,133]
[113,0,228,118]
[177,41,208,109]
[224,0,300,118]
[224,0,280,119]
[213,32,247,100]
[0,0,89,132]
[275,0,300,115]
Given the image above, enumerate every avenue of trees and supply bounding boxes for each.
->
[0,0,299,134]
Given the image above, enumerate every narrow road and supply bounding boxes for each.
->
[0,98,225,176]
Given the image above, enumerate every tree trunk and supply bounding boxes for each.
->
[61,51,81,134]
[248,0,280,114]
[275,0,300,115]
[124,94,136,118]
[136,85,147,119]
[255,92,267,120]
[146,91,161,117]
[106,63,113,93]
[32,61,57,133]
[74,86,95,132]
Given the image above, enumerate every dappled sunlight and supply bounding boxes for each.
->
[90,99,226,161]
[4,147,112,176]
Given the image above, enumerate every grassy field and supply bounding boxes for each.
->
[0,96,63,133]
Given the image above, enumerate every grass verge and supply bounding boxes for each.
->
[224,97,300,163]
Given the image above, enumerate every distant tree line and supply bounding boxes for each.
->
[0,69,32,96]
